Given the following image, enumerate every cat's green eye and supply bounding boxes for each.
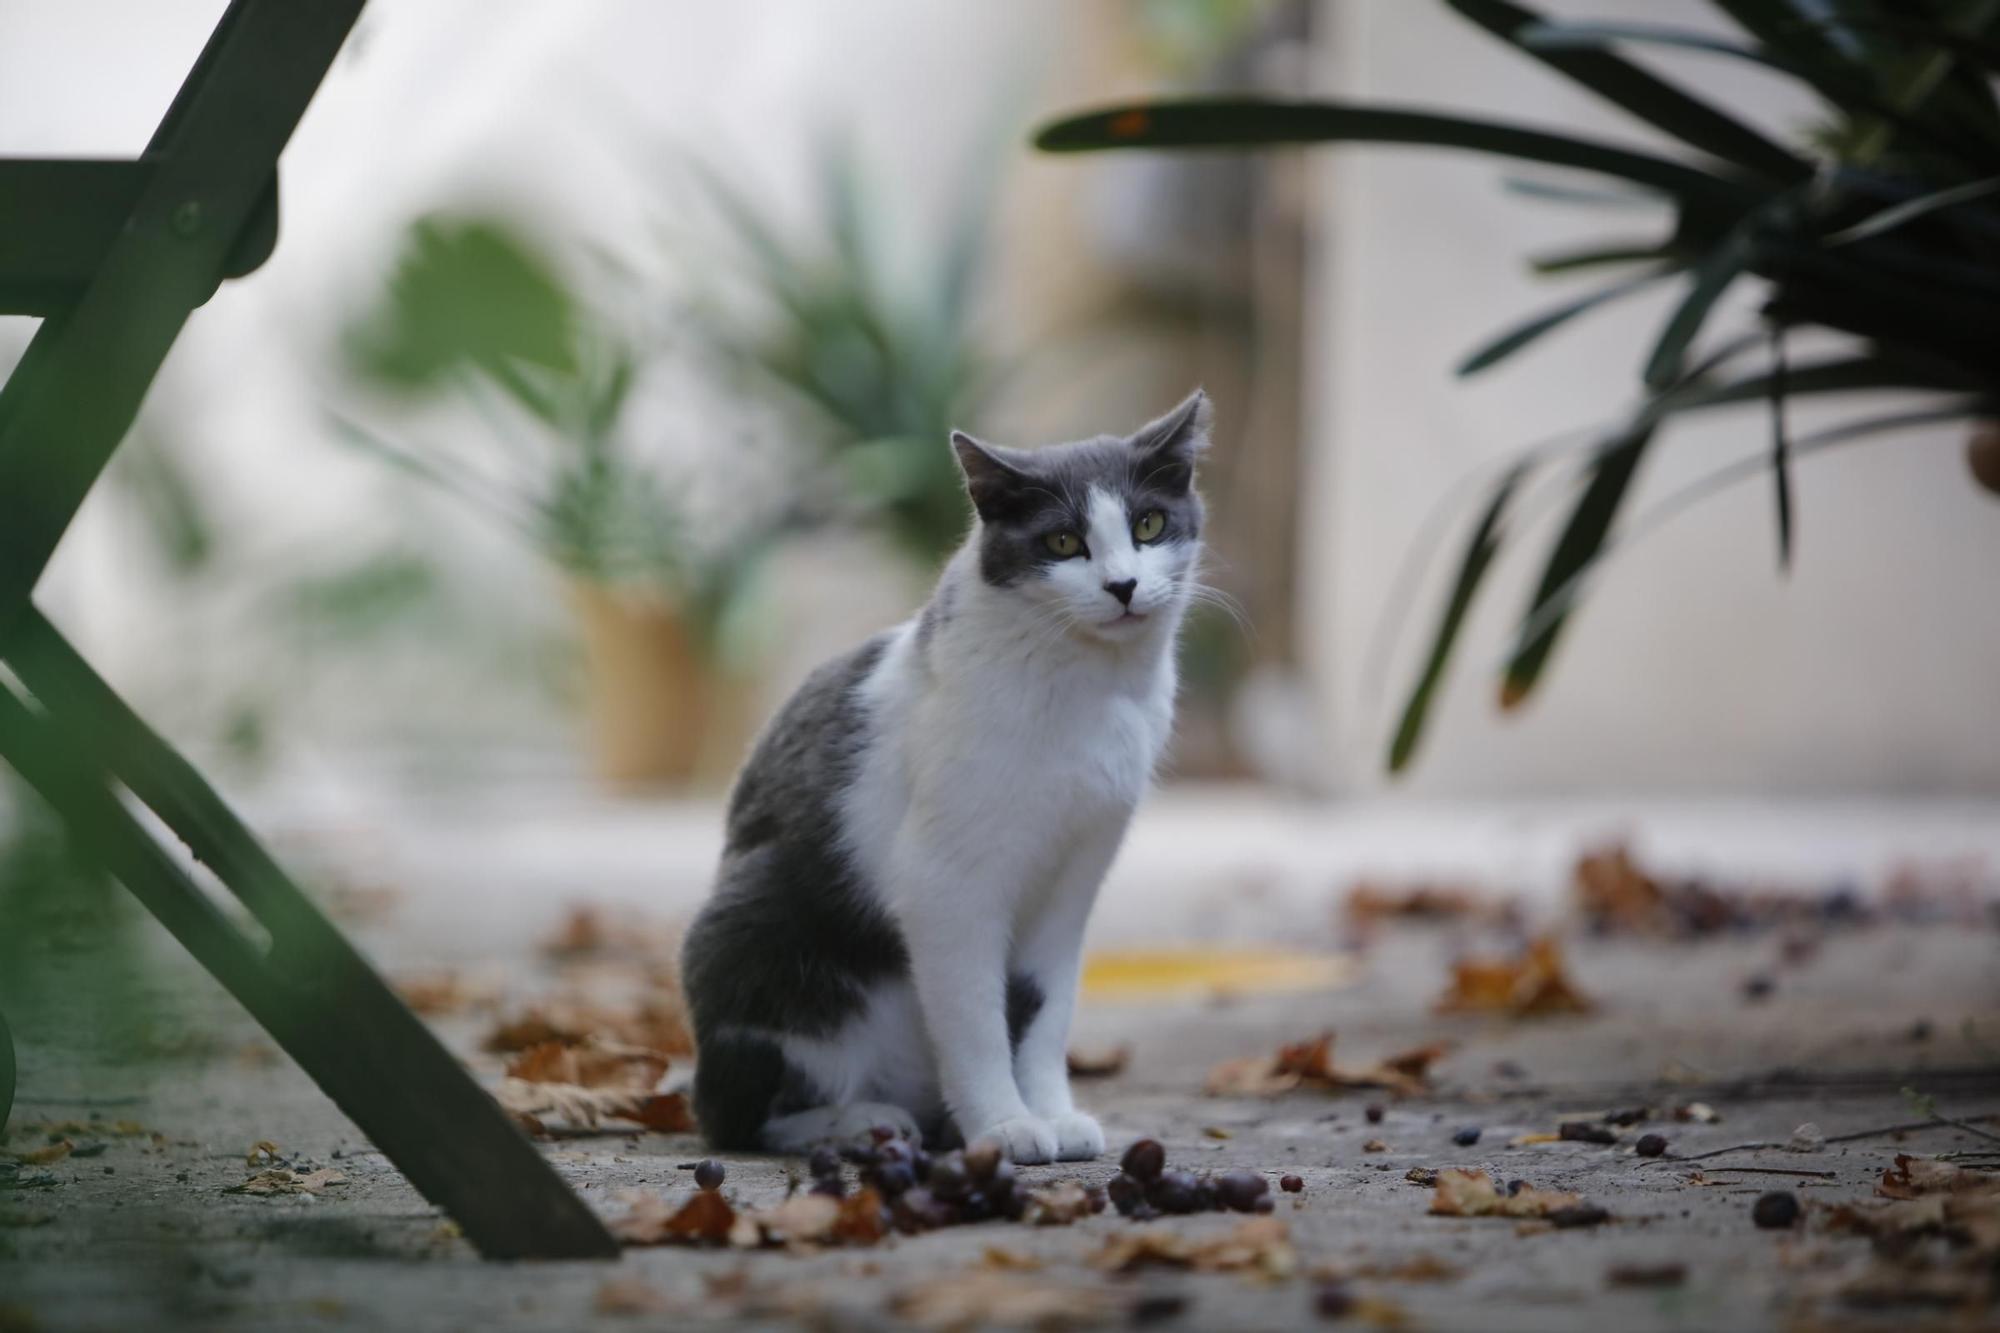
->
[1133,509,1166,543]
[1045,531,1083,558]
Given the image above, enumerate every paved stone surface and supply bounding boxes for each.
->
[3,806,1997,1332]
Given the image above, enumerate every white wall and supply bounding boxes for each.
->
[1306,0,2000,796]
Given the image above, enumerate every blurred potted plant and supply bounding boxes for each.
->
[682,142,1000,566]
[1036,0,2000,772]
[339,215,769,787]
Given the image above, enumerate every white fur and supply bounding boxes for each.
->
[770,485,1192,1162]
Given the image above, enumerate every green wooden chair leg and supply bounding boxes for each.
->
[0,1008,14,1135]
[0,634,618,1259]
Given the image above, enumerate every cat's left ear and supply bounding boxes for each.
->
[951,430,1034,522]
[1130,388,1211,494]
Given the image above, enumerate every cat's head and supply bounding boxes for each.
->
[950,389,1210,643]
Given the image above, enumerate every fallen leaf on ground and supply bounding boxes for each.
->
[980,1245,1043,1271]
[1024,1183,1095,1226]
[1345,881,1483,923]
[892,1271,1124,1330]
[1319,1253,1461,1283]
[610,1189,736,1246]
[226,1168,347,1196]
[1825,1157,2000,1256]
[11,1140,72,1167]
[1066,1045,1130,1078]
[1434,935,1593,1018]
[1877,1153,1995,1200]
[594,1277,670,1316]
[1092,1216,1297,1281]
[615,1187,891,1252]
[394,970,501,1017]
[1428,1169,1594,1221]
[494,1080,693,1135]
[483,994,694,1060]
[7,1119,150,1140]
[541,905,679,961]
[1205,1031,1449,1098]
[505,1039,668,1091]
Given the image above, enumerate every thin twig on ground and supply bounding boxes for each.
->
[1639,1113,2000,1167]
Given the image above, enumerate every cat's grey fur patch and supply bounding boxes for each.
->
[682,634,910,1144]
[1005,973,1043,1051]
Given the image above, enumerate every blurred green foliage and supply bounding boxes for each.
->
[1039,0,2000,773]
[686,142,1001,565]
[338,215,769,658]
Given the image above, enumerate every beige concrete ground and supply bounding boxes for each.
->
[3,795,1998,1331]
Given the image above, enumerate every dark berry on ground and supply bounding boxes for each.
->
[872,1160,915,1197]
[1121,1138,1167,1182]
[1549,1204,1610,1228]
[1315,1281,1357,1318]
[1752,1191,1800,1229]
[1365,1104,1385,1124]
[1151,1169,1201,1214]
[693,1159,725,1191]
[927,1152,969,1200]
[1107,1173,1145,1215]
[1280,1174,1304,1193]
[1215,1169,1270,1213]
[808,1146,842,1180]
[1559,1121,1618,1145]
[1453,1126,1482,1146]
[1635,1133,1668,1158]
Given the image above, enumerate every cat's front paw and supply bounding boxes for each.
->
[974,1115,1058,1165]
[1047,1110,1105,1161]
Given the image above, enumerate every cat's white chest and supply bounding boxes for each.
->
[956,650,1172,821]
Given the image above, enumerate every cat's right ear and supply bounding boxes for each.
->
[951,431,1030,522]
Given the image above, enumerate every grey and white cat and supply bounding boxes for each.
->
[681,390,1212,1164]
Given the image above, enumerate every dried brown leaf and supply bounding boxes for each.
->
[1435,935,1592,1018]
[1429,1169,1586,1220]
[892,1271,1122,1331]
[12,1140,72,1167]
[593,1277,670,1316]
[1205,1031,1449,1099]
[225,1168,347,1196]
[494,1079,693,1134]
[504,1039,668,1091]
[1093,1217,1296,1280]
[1024,1182,1095,1226]
[609,1189,737,1246]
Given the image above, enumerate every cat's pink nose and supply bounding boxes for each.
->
[1104,578,1137,607]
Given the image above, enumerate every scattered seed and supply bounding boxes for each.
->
[1751,1191,1799,1229]
[693,1160,725,1191]
[1559,1122,1618,1146]
[1549,1204,1611,1229]
[1635,1134,1668,1158]
[1365,1104,1385,1125]
[1452,1127,1482,1147]
[1280,1174,1304,1194]
[1121,1139,1166,1182]
[1315,1280,1357,1319]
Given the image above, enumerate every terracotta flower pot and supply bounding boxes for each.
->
[566,581,751,791]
